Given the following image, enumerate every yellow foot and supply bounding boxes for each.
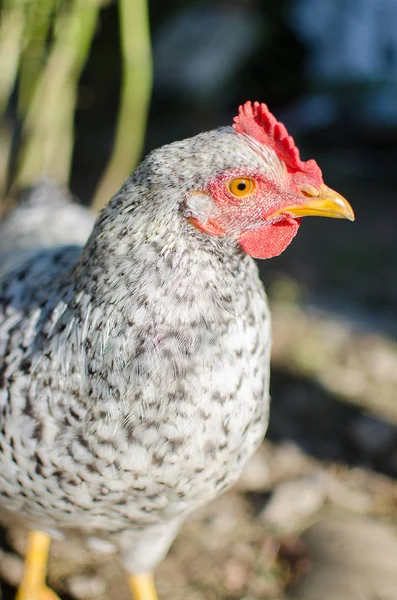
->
[129,573,158,600]
[15,531,60,600]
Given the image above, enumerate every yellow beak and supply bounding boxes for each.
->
[269,184,355,221]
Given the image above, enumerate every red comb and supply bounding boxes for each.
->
[233,101,322,187]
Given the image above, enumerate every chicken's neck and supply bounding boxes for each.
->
[72,185,262,332]
[53,184,266,405]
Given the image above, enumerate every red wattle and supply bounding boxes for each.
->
[238,218,300,259]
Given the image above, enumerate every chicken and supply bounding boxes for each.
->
[0,101,354,600]
[0,181,94,279]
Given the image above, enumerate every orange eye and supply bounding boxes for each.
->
[227,177,256,198]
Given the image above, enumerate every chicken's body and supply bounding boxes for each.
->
[0,104,354,598]
[0,131,270,574]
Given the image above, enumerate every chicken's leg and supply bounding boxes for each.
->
[129,573,158,600]
[16,530,60,600]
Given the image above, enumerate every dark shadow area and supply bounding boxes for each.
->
[269,367,397,478]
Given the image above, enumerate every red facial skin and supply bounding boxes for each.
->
[191,171,305,260]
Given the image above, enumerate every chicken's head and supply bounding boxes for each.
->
[183,101,354,259]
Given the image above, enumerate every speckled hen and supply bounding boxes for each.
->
[0,102,354,600]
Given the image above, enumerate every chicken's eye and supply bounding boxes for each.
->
[227,178,256,198]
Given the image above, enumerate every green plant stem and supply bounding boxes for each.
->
[91,0,152,212]
[0,0,25,114]
[0,0,25,198]
[18,0,56,117]
[14,0,102,190]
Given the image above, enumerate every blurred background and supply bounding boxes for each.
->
[1,0,397,598]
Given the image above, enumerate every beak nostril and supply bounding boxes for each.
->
[300,184,321,198]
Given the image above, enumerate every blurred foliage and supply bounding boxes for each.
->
[0,0,152,211]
